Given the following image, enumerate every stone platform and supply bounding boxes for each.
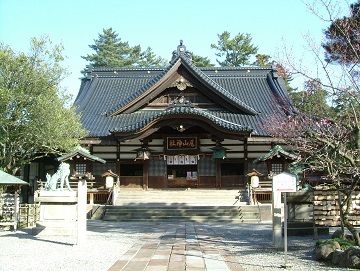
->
[33,190,78,236]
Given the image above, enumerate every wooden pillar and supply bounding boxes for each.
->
[89,192,94,205]
[143,160,149,190]
[216,160,221,189]
[14,189,19,231]
[244,137,249,173]
[117,141,121,185]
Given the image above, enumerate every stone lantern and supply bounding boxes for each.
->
[246,169,263,205]
[101,170,119,189]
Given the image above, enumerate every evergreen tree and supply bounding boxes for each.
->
[190,52,215,67]
[253,54,271,67]
[323,0,359,64]
[82,28,135,68]
[291,79,333,118]
[82,28,166,71]
[137,47,167,67]
[211,31,258,67]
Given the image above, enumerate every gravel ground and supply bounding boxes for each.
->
[0,221,353,271]
[205,223,347,271]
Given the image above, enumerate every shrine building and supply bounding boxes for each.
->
[73,42,296,190]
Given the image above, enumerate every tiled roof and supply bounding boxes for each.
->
[110,105,253,134]
[75,45,296,139]
[57,146,106,163]
[107,55,258,116]
[255,145,298,162]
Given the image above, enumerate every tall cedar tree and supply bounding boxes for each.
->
[82,28,166,71]
[211,31,258,67]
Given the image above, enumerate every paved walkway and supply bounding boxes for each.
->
[1,220,340,271]
[108,222,243,271]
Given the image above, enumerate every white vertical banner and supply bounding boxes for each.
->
[185,155,190,164]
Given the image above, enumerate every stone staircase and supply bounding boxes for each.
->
[99,189,272,223]
[115,188,245,206]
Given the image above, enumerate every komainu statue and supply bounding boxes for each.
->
[44,162,72,191]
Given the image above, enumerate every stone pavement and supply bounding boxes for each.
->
[108,222,244,271]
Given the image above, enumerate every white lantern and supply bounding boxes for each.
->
[105,176,114,189]
[250,176,259,188]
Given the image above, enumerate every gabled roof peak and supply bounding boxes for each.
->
[171,40,192,63]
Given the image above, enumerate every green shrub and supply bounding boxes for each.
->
[316,238,355,250]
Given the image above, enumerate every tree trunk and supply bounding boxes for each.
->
[341,189,360,246]
[336,188,346,238]
[343,215,360,246]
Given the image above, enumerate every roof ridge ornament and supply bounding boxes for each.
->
[170,76,193,91]
[171,40,192,62]
[169,95,193,108]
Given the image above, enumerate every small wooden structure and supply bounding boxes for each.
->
[0,170,29,230]
[57,147,112,204]
[254,145,298,202]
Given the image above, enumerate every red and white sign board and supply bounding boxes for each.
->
[273,172,297,192]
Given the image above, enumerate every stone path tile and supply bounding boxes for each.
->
[108,222,242,271]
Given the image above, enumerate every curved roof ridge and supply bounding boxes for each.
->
[200,66,272,71]
[179,56,258,115]
[110,106,253,134]
[107,55,259,116]
[107,58,181,116]
[91,67,165,72]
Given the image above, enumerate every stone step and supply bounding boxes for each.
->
[102,217,261,223]
[102,205,270,222]
[104,211,259,218]
[115,190,247,206]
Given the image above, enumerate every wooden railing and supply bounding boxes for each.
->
[87,190,110,204]
[253,178,273,203]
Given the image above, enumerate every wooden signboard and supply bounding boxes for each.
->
[167,137,197,150]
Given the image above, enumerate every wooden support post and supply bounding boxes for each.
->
[143,160,149,190]
[216,160,221,188]
[89,192,94,205]
[14,189,19,231]
[244,137,248,172]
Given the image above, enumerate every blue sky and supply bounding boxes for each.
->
[0,0,350,99]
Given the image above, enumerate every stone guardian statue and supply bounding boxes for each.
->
[44,162,72,191]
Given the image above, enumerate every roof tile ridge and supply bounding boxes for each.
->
[91,67,165,72]
[110,106,253,133]
[180,56,258,115]
[106,58,181,116]
[200,66,272,71]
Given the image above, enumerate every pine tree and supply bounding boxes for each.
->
[211,31,258,67]
[82,28,166,71]
[190,52,215,67]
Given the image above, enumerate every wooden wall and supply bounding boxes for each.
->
[88,137,276,189]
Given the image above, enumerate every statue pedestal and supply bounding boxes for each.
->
[33,190,78,236]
